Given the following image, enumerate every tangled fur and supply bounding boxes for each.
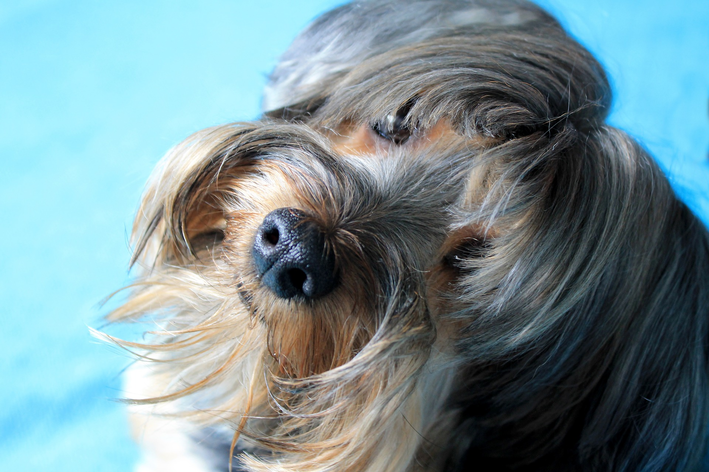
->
[107,1,709,471]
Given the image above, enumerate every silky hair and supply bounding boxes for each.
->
[107,1,709,471]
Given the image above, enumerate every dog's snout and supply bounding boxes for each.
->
[252,208,336,300]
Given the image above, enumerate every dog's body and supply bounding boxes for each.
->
[111,1,709,471]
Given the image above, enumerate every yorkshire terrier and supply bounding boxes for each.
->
[107,0,709,470]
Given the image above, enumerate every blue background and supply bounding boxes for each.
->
[1,1,707,470]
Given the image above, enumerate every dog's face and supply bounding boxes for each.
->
[112,1,709,471]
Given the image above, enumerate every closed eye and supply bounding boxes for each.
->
[189,229,225,254]
[371,102,415,145]
[442,237,492,273]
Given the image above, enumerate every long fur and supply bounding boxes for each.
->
[106,1,709,471]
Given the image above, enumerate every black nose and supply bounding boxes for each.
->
[252,208,336,300]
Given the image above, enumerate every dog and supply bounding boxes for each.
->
[106,0,709,470]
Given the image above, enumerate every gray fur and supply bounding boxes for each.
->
[263,0,552,111]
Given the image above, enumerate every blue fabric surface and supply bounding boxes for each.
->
[0,1,707,470]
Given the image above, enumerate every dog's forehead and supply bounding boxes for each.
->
[263,0,552,112]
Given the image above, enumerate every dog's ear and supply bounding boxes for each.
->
[456,124,709,469]
[129,124,259,269]
[572,129,709,469]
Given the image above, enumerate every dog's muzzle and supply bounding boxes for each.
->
[252,208,337,300]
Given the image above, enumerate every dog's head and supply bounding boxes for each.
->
[111,1,709,470]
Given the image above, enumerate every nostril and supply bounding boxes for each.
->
[287,268,307,293]
[263,227,280,246]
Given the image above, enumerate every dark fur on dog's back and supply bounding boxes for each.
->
[108,1,709,471]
